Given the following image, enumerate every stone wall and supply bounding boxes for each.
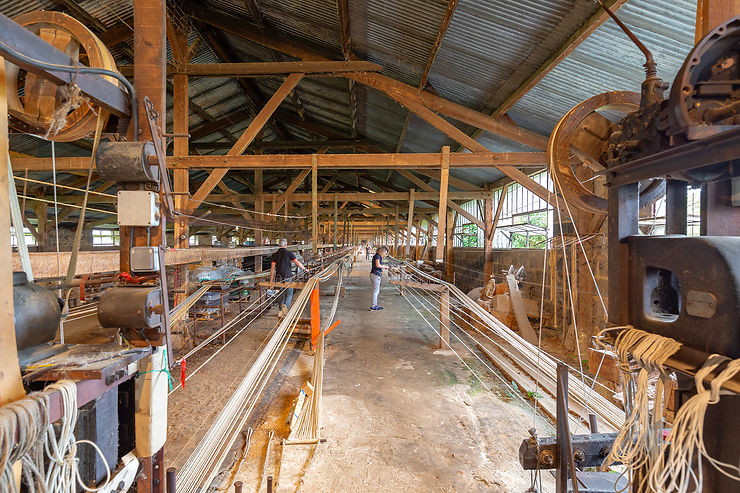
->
[451,242,608,347]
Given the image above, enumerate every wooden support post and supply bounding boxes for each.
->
[435,146,450,263]
[484,185,493,279]
[439,288,450,348]
[255,169,263,272]
[394,206,400,256]
[414,219,421,260]
[0,56,24,404]
[132,2,167,492]
[405,189,415,258]
[173,72,189,308]
[445,211,455,283]
[312,154,318,253]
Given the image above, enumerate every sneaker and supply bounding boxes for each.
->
[375,306,384,310]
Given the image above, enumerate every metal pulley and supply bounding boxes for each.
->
[97,286,164,329]
[96,140,159,183]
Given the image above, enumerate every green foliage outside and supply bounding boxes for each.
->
[510,211,548,249]
[459,223,478,247]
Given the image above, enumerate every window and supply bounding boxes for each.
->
[92,229,119,246]
[492,170,554,249]
[189,235,198,246]
[639,186,701,236]
[10,227,36,247]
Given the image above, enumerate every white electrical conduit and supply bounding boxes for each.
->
[175,259,344,493]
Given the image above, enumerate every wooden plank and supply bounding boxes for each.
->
[491,185,508,238]
[435,148,449,262]
[189,73,303,209]
[11,245,312,278]
[484,187,493,278]
[405,189,415,258]
[258,281,307,289]
[439,288,450,348]
[12,151,546,171]
[506,274,538,345]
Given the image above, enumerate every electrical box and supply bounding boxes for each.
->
[117,190,160,227]
[130,246,160,273]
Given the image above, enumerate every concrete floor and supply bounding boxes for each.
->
[166,259,553,492]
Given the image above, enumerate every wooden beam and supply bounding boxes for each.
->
[117,60,381,77]
[381,89,554,207]
[189,73,303,209]
[396,168,484,229]
[435,147,450,262]
[337,0,358,137]
[491,185,508,239]
[312,154,318,253]
[181,0,549,151]
[33,191,491,206]
[396,0,459,151]
[0,55,24,403]
[405,189,415,258]
[13,151,545,171]
[189,139,371,150]
[484,187,493,278]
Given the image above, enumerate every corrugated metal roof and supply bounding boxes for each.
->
[507,0,697,136]
[3,0,703,190]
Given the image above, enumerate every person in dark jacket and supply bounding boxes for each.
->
[369,246,389,310]
[270,238,309,317]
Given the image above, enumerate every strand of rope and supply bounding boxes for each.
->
[199,200,309,219]
[401,283,545,423]
[599,327,681,492]
[649,355,740,492]
[175,259,345,493]
[393,281,531,433]
[0,380,111,493]
[14,176,117,198]
[16,195,115,216]
[288,262,346,442]
[399,262,623,430]
[168,286,288,395]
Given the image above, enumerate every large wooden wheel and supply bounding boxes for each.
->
[5,11,118,141]
[548,91,664,215]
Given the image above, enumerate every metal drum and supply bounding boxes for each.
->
[96,141,159,183]
[13,272,62,351]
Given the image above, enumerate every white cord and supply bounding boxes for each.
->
[649,355,740,493]
[600,328,681,492]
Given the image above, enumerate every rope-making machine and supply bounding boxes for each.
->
[520,4,740,492]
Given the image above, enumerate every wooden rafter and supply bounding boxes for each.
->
[396,0,459,152]
[181,0,549,151]
[188,73,303,209]
[337,0,358,138]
